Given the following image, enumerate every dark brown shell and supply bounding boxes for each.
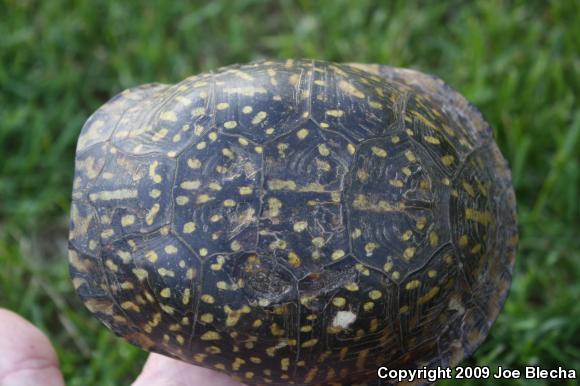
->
[69,59,517,385]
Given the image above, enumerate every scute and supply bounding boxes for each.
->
[172,130,262,258]
[212,61,312,143]
[110,74,213,157]
[345,133,451,278]
[69,59,517,386]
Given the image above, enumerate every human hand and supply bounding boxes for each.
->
[0,308,242,386]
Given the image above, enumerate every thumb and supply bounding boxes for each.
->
[0,308,65,386]
[133,353,243,386]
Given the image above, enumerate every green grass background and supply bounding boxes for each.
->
[0,0,579,385]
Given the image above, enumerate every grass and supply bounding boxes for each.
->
[0,0,579,385]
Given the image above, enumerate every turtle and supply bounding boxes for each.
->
[68,59,517,385]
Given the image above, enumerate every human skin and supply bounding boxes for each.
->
[0,308,242,386]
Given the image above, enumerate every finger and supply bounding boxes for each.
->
[0,308,65,386]
[132,353,243,386]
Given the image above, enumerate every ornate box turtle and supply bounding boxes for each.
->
[69,59,517,385]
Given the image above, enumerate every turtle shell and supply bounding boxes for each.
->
[68,59,517,385]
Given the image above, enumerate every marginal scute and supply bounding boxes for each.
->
[70,59,517,386]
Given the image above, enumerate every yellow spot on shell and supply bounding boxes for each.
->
[89,185,129,203]
[217,102,229,110]
[121,215,135,227]
[187,158,201,169]
[201,294,215,304]
[326,109,344,117]
[331,249,345,261]
[132,268,148,281]
[146,250,158,263]
[318,144,330,156]
[311,237,325,248]
[268,179,296,191]
[120,281,133,290]
[160,288,171,298]
[424,136,441,144]
[164,245,178,254]
[383,260,393,272]
[371,146,387,158]
[364,242,377,255]
[441,155,455,166]
[401,230,413,241]
[338,80,365,98]
[100,229,114,239]
[216,281,228,290]
[230,240,241,251]
[301,339,319,348]
[208,182,222,191]
[403,247,416,260]
[389,179,404,187]
[332,297,346,307]
[465,208,492,225]
[175,196,189,205]
[175,96,191,105]
[418,286,440,304]
[158,268,174,277]
[105,259,118,272]
[416,216,427,230]
[149,161,162,183]
[242,105,253,114]
[194,125,204,136]
[405,150,417,162]
[160,111,177,122]
[196,194,212,204]
[180,180,201,190]
[223,199,236,207]
[405,280,421,290]
[200,313,214,323]
[192,107,205,116]
[288,252,301,267]
[462,181,476,197]
[364,302,374,311]
[293,221,308,232]
[347,143,356,154]
[344,282,359,291]
[224,121,237,129]
[471,243,482,254]
[117,250,131,264]
[201,331,221,340]
[369,290,382,300]
[152,128,169,142]
[121,301,140,312]
[297,128,309,139]
[239,186,253,195]
[252,111,267,125]
[280,358,290,371]
[429,231,439,246]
